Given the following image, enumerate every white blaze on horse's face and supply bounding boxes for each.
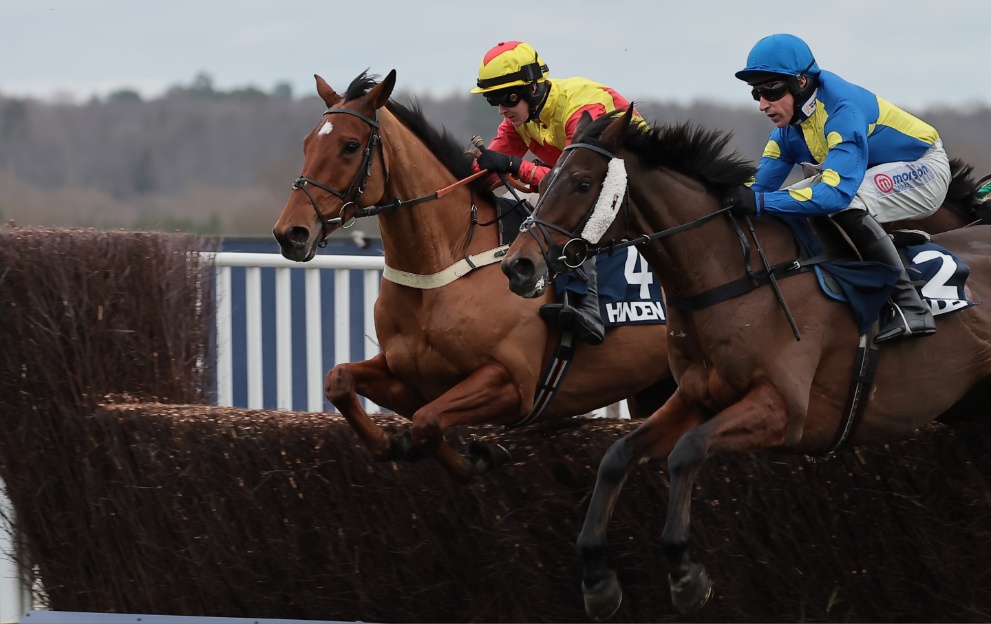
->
[318,121,333,136]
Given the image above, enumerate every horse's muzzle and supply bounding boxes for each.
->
[501,253,548,298]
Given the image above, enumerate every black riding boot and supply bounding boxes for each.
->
[832,208,936,344]
[539,257,606,346]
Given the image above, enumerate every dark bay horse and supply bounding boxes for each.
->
[272,71,676,481]
[501,106,991,620]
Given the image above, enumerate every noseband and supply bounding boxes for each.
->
[520,141,628,276]
[291,107,389,246]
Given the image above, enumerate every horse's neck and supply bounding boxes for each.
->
[629,169,783,300]
[376,114,499,272]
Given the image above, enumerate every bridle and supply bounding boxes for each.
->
[289,105,501,249]
[291,107,389,245]
[521,140,731,278]
[517,141,624,277]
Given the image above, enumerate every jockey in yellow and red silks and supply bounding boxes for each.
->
[470,40,642,347]
[470,40,640,192]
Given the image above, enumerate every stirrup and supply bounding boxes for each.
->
[874,306,936,344]
[539,302,566,323]
[539,303,604,345]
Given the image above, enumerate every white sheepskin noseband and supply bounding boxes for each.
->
[580,158,627,244]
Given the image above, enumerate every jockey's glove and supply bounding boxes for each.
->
[477,148,521,176]
[724,185,761,217]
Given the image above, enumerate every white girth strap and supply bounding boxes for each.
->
[382,245,509,289]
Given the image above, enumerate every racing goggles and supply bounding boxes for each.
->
[751,81,789,102]
[485,88,528,107]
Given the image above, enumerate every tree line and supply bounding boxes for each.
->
[1,74,989,238]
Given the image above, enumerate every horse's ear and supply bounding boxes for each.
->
[366,69,397,110]
[314,75,342,108]
[574,110,595,141]
[600,105,635,148]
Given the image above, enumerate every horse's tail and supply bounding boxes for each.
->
[943,158,989,223]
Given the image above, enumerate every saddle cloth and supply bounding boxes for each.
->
[552,246,667,328]
[787,217,981,333]
[499,198,666,328]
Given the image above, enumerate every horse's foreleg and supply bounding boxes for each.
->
[577,392,701,622]
[325,353,425,462]
[661,384,790,614]
[408,361,523,482]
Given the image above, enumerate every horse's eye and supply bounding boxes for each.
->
[344,141,360,154]
[576,180,593,194]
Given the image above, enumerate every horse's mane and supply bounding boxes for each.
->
[345,72,496,201]
[581,111,757,193]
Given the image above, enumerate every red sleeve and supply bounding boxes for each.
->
[486,118,529,156]
[516,159,548,191]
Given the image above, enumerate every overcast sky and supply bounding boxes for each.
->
[2,0,990,110]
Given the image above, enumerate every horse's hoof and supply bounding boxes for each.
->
[466,439,512,470]
[389,431,424,462]
[582,571,623,622]
[669,563,713,614]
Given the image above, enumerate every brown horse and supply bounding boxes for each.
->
[272,71,676,481]
[501,107,991,620]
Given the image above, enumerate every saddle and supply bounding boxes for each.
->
[801,216,978,331]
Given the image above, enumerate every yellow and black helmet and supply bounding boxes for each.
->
[470,41,549,94]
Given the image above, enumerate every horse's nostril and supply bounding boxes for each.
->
[513,257,535,280]
[287,227,310,248]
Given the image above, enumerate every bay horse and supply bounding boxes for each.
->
[500,106,991,620]
[272,71,676,481]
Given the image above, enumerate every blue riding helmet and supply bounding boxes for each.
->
[736,33,821,125]
[735,33,821,85]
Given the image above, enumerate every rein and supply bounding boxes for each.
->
[527,139,806,338]
[292,104,523,289]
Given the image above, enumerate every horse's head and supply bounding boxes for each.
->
[502,107,636,298]
[273,70,396,262]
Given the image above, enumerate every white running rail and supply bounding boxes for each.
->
[209,252,385,413]
[208,251,626,418]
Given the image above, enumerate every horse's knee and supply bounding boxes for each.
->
[597,436,640,484]
[410,408,443,447]
[325,365,354,404]
[667,430,707,479]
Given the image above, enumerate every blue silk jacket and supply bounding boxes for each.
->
[752,70,940,216]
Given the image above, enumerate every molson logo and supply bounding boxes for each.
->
[874,164,931,194]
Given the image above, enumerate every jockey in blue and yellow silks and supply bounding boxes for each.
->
[469,40,640,346]
[724,33,949,344]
